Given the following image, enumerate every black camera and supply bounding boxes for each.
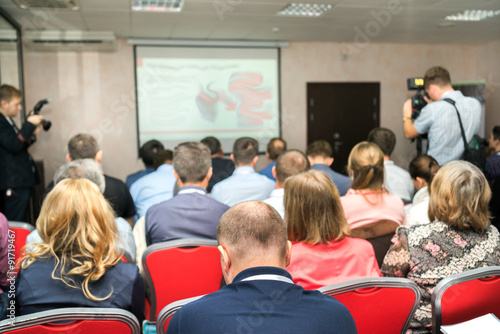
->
[407,78,428,120]
[33,99,52,131]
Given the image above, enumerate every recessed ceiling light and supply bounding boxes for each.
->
[278,3,333,17]
[445,9,500,21]
[131,0,184,12]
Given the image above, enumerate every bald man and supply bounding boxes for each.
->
[167,201,357,334]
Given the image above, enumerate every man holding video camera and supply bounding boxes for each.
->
[0,84,44,222]
[402,66,481,166]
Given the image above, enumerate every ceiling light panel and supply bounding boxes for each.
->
[445,9,500,22]
[278,3,333,17]
[131,0,184,12]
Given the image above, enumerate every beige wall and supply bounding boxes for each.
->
[23,39,499,185]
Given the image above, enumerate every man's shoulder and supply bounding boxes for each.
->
[384,161,411,177]
[104,174,127,187]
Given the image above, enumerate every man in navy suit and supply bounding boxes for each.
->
[0,85,44,221]
[167,201,357,334]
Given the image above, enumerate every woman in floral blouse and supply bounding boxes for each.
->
[381,160,500,333]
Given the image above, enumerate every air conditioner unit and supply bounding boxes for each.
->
[23,30,117,52]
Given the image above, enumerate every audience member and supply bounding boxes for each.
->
[486,126,500,183]
[130,149,176,221]
[490,175,500,231]
[27,159,136,262]
[341,141,405,229]
[211,137,275,206]
[286,170,381,289]
[382,160,500,333]
[146,142,229,245]
[14,178,144,322]
[44,133,136,225]
[258,137,287,181]
[263,149,310,218]
[200,136,234,193]
[0,213,8,319]
[306,140,350,196]
[125,139,164,188]
[166,201,357,333]
[405,155,439,226]
[368,127,414,203]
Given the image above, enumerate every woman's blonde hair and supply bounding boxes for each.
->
[347,141,385,190]
[428,161,491,232]
[22,178,121,301]
[284,170,350,244]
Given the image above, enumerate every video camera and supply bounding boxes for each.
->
[407,78,428,120]
[32,99,52,131]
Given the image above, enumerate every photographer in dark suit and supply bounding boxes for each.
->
[0,85,44,222]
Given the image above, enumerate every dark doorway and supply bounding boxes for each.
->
[307,82,380,175]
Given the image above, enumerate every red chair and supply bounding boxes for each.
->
[319,277,421,334]
[156,295,203,334]
[7,221,35,266]
[142,238,222,321]
[120,249,134,263]
[431,266,500,334]
[0,307,140,334]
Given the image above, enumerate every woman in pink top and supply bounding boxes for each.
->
[341,141,405,229]
[285,170,381,290]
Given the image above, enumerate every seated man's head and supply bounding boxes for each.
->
[153,149,173,170]
[201,136,224,158]
[490,126,500,152]
[173,142,212,188]
[274,149,310,188]
[54,159,105,194]
[306,140,333,166]
[216,201,291,283]
[367,127,396,159]
[140,140,164,168]
[266,138,287,162]
[231,137,259,167]
[67,133,101,162]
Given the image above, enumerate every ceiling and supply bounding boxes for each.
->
[1,0,500,45]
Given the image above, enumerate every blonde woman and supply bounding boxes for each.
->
[382,161,500,333]
[14,178,144,322]
[286,170,381,289]
[341,141,405,229]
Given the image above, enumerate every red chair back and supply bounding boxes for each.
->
[7,221,35,267]
[142,239,222,321]
[432,266,500,334]
[0,307,140,334]
[320,277,421,334]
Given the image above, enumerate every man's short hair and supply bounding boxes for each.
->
[275,149,310,184]
[267,138,287,161]
[217,201,287,263]
[232,137,259,165]
[173,142,212,183]
[428,161,490,232]
[53,159,105,193]
[140,140,164,167]
[424,66,451,90]
[201,136,222,155]
[493,126,500,141]
[306,140,333,158]
[68,134,100,160]
[153,149,173,170]
[0,84,21,103]
[367,127,396,156]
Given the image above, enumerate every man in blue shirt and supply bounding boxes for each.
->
[146,142,229,245]
[211,137,275,206]
[125,139,164,188]
[258,137,287,181]
[167,201,357,334]
[307,140,351,196]
[403,66,481,166]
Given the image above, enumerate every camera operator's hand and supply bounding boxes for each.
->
[403,99,412,119]
[27,114,44,126]
[33,124,43,136]
[423,95,433,104]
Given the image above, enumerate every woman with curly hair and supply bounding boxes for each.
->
[14,178,144,322]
